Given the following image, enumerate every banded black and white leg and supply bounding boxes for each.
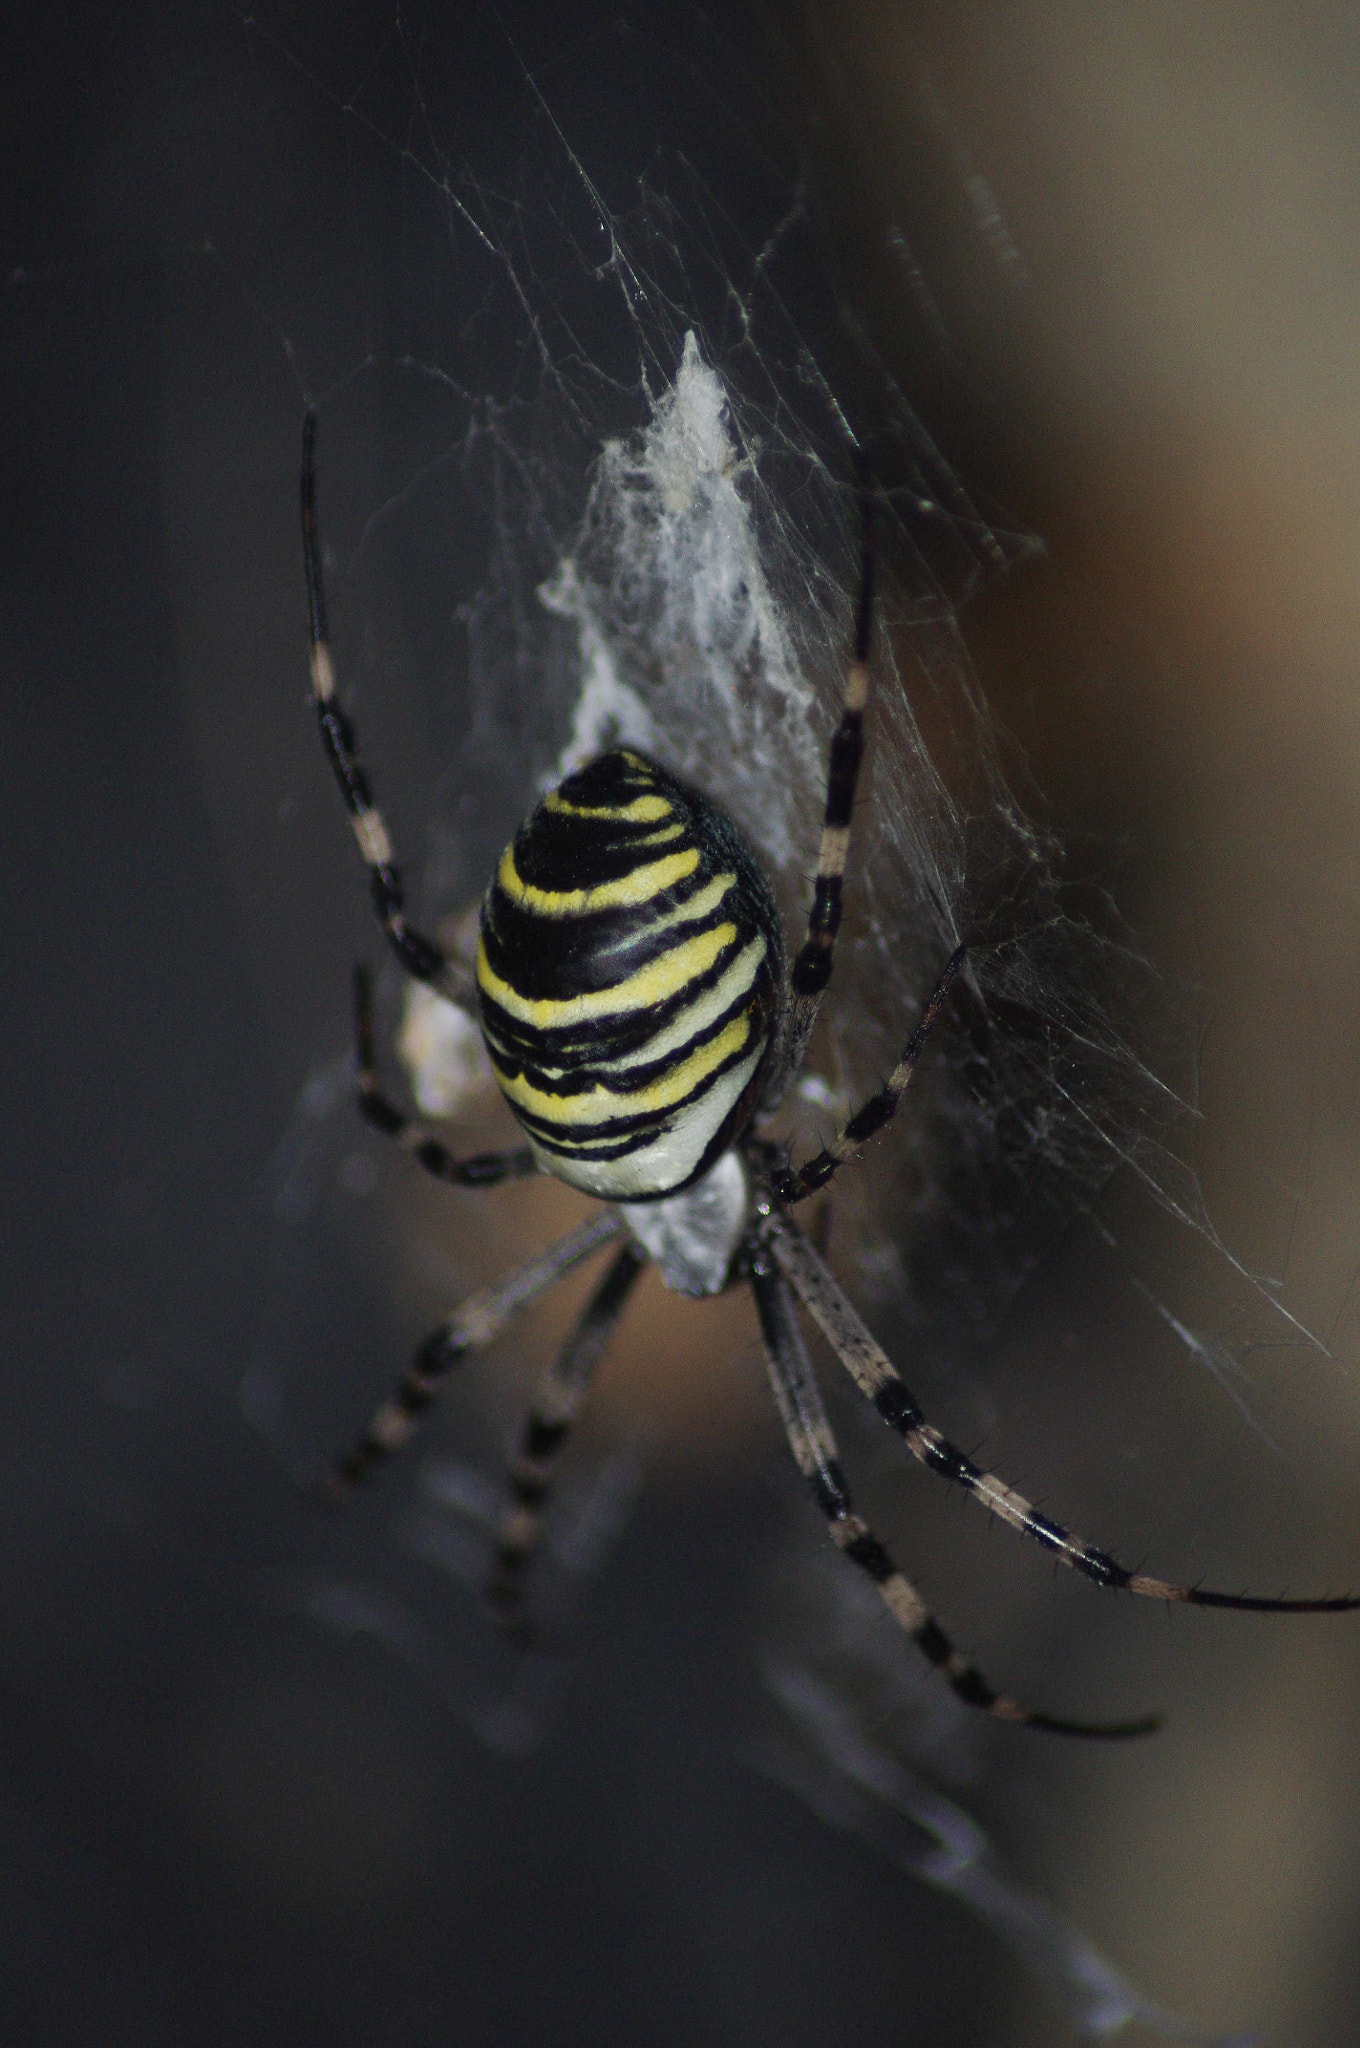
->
[776,486,877,1092]
[772,941,966,1205]
[300,411,472,1004]
[352,965,536,1190]
[319,1212,625,1502]
[763,1205,1360,1618]
[747,1245,1154,1736]
[488,1241,647,1619]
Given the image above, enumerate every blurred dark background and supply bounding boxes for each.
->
[6,3,1360,2043]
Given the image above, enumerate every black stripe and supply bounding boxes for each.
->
[485,982,760,1102]
[317,702,376,816]
[790,951,833,1001]
[807,873,842,940]
[810,1458,851,1520]
[382,908,443,980]
[842,1530,895,1583]
[416,1329,470,1381]
[410,1142,532,1186]
[873,1382,924,1432]
[776,1150,835,1196]
[1072,1546,1132,1591]
[339,1443,380,1483]
[499,1025,761,1145]
[842,1090,895,1145]
[919,1439,980,1488]
[512,812,695,892]
[514,1121,661,1164]
[1027,1511,1071,1557]
[483,897,732,1004]
[360,1092,405,1137]
[914,1618,952,1667]
[478,928,749,1064]
[822,716,863,830]
[522,1415,570,1460]
[949,1666,998,1709]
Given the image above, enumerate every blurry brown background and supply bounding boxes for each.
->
[5,2,1360,2042]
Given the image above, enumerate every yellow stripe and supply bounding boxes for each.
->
[495,843,699,915]
[592,871,735,953]
[542,792,673,823]
[608,937,766,1070]
[490,1013,751,1125]
[477,920,737,1028]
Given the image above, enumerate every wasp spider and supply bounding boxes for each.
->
[299,411,1357,1737]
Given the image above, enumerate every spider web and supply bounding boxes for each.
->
[237,0,1178,1636]
[195,6,1360,2041]
[13,5,1360,2045]
[243,3,1201,1361]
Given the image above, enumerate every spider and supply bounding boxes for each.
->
[298,409,1358,1738]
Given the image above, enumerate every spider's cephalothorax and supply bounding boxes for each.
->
[476,748,786,1202]
[301,409,1359,1739]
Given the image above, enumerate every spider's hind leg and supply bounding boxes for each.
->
[765,1206,1360,1618]
[746,1245,1156,1739]
[488,1240,648,1624]
[318,1212,625,1501]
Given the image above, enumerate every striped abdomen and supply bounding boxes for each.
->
[476,749,785,1200]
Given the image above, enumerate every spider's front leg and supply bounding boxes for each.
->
[773,477,878,1097]
[773,941,966,1206]
[300,411,473,1007]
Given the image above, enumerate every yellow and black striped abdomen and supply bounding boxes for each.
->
[476,749,785,1200]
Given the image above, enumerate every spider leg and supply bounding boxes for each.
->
[487,1240,647,1620]
[772,943,966,1205]
[762,1206,1360,1615]
[318,1211,624,1502]
[353,965,536,1189]
[747,1247,1155,1737]
[774,483,877,1094]
[300,412,473,1005]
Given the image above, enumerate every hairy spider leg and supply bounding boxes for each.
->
[747,1247,1155,1737]
[353,965,536,1189]
[773,942,966,1205]
[778,485,877,1090]
[488,1240,648,1619]
[300,413,473,1004]
[318,1212,625,1502]
[763,1208,1360,1615]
